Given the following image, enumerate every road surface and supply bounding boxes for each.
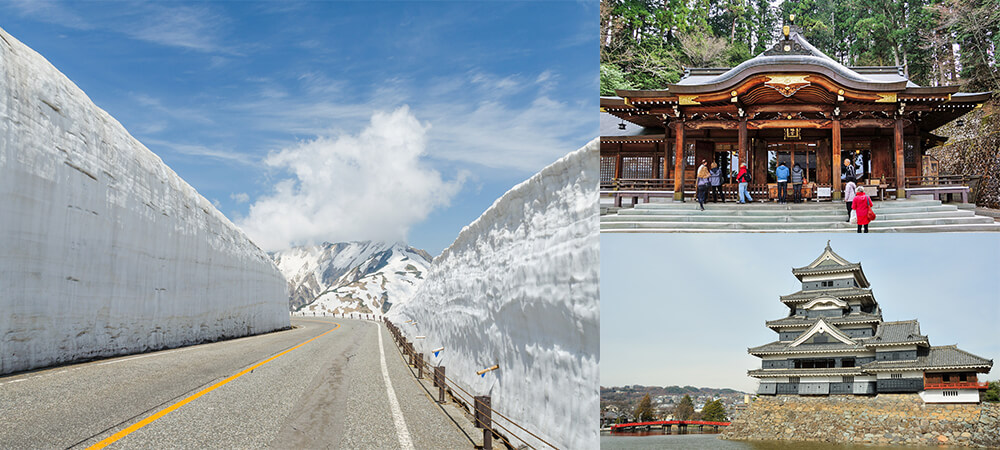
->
[0,317,473,449]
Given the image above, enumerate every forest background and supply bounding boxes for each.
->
[600,0,1000,208]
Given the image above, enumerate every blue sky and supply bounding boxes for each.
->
[601,234,1000,392]
[0,0,598,254]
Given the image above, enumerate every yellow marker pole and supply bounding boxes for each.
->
[476,364,500,376]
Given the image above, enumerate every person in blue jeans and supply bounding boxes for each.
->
[736,163,752,203]
[791,163,804,203]
[775,162,789,203]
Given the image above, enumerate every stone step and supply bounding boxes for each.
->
[630,199,946,210]
[615,205,961,217]
[602,210,977,223]
[600,215,998,231]
[601,223,1000,233]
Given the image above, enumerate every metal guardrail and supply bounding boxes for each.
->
[384,318,560,450]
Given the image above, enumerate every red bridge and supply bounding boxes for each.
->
[610,420,731,432]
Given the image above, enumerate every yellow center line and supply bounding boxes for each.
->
[87,322,342,450]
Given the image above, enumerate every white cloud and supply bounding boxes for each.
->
[144,138,258,166]
[237,106,464,251]
[230,192,250,204]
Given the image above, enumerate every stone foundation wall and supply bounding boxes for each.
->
[721,395,1000,447]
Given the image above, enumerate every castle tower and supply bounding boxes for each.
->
[748,242,992,403]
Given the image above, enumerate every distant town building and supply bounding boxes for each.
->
[748,242,992,403]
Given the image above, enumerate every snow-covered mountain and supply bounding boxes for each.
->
[271,241,432,314]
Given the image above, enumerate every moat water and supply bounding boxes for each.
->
[600,432,966,449]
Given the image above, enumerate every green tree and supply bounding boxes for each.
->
[634,393,656,421]
[985,381,1000,402]
[674,394,695,420]
[601,63,632,95]
[701,399,728,422]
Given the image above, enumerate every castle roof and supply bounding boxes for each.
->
[790,243,870,287]
[766,312,882,329]
[749,340,868,356]
[867,320,929,347]
[864,345,993,372]
[779,287,875,305]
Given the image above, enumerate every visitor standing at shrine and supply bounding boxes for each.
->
[776,162,789,204]
[696,160,710,210]
[841,157,857,182]
[736,163,752,204]
[844,177,857,222]
[709,162,724,202]
[791,163,804,203]
[853,186,874,233]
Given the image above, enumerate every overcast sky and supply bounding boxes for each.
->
[601,234,1000,393]
[0,1,597,254]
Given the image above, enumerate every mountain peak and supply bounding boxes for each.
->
[272,240,431,314]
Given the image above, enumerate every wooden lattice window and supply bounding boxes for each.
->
[621,156,654,179]
[600,156,617,182]
[904,138,917,165]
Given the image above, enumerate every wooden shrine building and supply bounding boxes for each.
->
[600,20,991,201]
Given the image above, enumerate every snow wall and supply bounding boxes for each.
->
[388,139,600,449]
[0,27,289,375]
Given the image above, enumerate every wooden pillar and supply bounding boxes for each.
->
[894,117,905,197]
[738,118,748,174]
[615,143,623,179]
[832,117,842,200]
[673,120,685,201]
[663,140,670,181]
[653,142,661,179]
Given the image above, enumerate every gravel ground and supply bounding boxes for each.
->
[0,317,473,449]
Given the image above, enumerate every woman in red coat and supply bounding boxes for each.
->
[852,186,873,233]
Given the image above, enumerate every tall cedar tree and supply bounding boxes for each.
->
[601,0,996,90]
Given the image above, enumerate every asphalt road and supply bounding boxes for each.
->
[0,317,473,449]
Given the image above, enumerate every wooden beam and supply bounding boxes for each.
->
[748,119,833,129]
[747,104,832,114]
[832,118,842,200]
[841,118,895,129]
[684,120,740,130]
[673,120,685,201]
[674,105,739,114]
[838,104,896,113]
[895,117,905,197]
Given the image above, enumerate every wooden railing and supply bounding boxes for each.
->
[600,178,766,194]
[600,178,674,191]
[924,381,989,390]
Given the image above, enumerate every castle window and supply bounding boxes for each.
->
[842,358,855,367]
[891,373,903,379]
[821,280,833,287]
[789,377,800,384]
[943,390,958,397]
[843,376,854,383]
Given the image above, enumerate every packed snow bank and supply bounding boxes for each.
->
[0,27,288,375]
[388,140,600,449]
